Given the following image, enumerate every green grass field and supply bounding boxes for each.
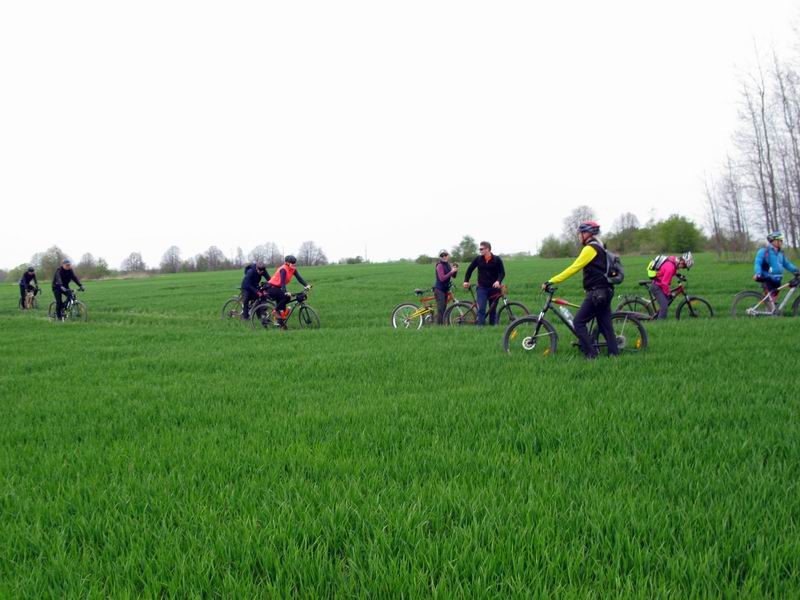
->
[1,255,799,596]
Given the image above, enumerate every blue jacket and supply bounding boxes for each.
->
[754,245,798,282]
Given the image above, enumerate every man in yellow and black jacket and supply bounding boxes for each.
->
[543,221,619,358]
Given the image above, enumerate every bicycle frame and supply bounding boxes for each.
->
[746,280,798,315]
[406,289,456,320]
[463,284,512,314]
[536,288,631,350]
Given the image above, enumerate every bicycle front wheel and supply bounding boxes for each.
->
[503,316,558,356]
[444,302,477,326]
[616,297,653,319]
[676,296,713,319]
[296,305,320,329]
[597,312,647,353]
[391,303,424,329]
[221,297,243,320]
[495,301,529,327]
[67,301,88,322]
[793,294,800,317]
[47,302,57,321]
[731,291,770,318]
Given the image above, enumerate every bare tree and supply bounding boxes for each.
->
[233,247,246,269]
[78,253,97,270]
[249,243,282,266]
[206,246,226,271]
[121,252,147,272]
[561,206,596,242]
[297,241,328,266]
[160,246,182,273]
[611,212,640,233]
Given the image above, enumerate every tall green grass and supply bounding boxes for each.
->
[1,255,798,596]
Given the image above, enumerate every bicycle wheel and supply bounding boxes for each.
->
[391,303,424,329]
[31,296,39,310]
[66,301,88,322]
[445,302,477,326]
[296,305,320,329]
[595,312,646,353]
[676,296,713,319]
[731,291,770,318]
[250,301,276,330]
[792,295,800,317]
[503,316,558,356]
[221,297,243,320]
[47,302,57,321]
[616,297,653,319]
[495,301,530,327]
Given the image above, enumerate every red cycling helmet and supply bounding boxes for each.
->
[577,221,600,235]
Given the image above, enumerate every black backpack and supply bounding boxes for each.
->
[591,242,624,285]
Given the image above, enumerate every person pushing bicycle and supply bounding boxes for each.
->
[754,232,798,308]
[266,255,311,329]
[542,221,618,358]
[52,259,84,321]
[434,250,458,325]
[463,241,505,326]
[240,261,270,320]
[19,266,39,310]
[649,252,693,320]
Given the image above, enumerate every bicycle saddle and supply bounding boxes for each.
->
[638,280,651,286]
[414,288,425,295]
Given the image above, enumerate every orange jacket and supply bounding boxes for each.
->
[269,264,297,287]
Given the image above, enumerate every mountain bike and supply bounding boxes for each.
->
[251,287,319,330]
[616,274,713,320]
[48,289,88,322]
[444,284,529,326]
[731,273,800,317]
[220,285,271,321]
[390,288,460,329]
[503,284,647,356]
[19,286,40,310]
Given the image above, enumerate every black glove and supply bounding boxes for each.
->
[79,286,85,292]
[61,286,68,293]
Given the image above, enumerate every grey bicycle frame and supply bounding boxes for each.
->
[747,281,798,315]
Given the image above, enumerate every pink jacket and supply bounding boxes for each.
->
[653,257,677,295]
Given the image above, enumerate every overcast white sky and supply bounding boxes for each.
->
[1,1,798,269]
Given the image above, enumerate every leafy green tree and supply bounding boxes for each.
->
[651,215,705,252]
[415,254,434,265]
[538,235,577,258]
[450,235,478,262]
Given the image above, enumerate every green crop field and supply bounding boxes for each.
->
[1,255,799,597]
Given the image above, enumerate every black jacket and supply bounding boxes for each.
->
[19,272,38,287]
[52,267,82,291]
[241,265,269,292]
[583,240,610,291]
[464,254,505,288]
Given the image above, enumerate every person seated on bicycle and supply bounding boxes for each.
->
[434,250,458,325]
[754,232,798,308]
[542,221,618,359]
[52,259,84,320]
[463,241,505,326]
[266,255,310,328]
[650,252,694,320]
[240,261,270,319]
[19,266,39,310]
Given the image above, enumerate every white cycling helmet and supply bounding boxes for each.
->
[680,252,694,269]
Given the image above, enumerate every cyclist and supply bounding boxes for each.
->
[52,259,84,320]
[463,241,505,326]
[754,232,798,308]
[266,255,311,329]
[433,250,458,325]
[542,221,618,359]
[650,252,694,320]
[18,266,39,309]
[240,261,270,319]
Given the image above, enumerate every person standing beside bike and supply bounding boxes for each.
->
[267,255,310,329]
[19,267,39,309]
[753,232,798,308]
[433,250,458,325]
[650,252,693,320]
[52,259,84,320]
[240,261,270,320]
[463,241,505,326]
[543,221,618,358]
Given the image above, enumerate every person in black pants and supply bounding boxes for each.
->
[433,250,458,324]
[266,255,310,328]
[52,259,84,320]
[240,262,270,319]
[463,241,505,325]
[19,267,39,309]
[543,221,618,358]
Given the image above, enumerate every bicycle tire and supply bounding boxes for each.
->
[444,301,477,326]
[793,294,800,317]
[731,291,770,318]
[615,297,653,319]
[221,296,243,320]
[47,302,57,321]
[593,312,647,353]
[391,303,425,329]
[496,301,530,327]
[502,315,558,356]
[68,301,88,322]
[250,301,277,330]
[676,296,713,319]
[296,305,320,329]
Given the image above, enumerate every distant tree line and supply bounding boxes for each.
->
[705,43,800,255]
